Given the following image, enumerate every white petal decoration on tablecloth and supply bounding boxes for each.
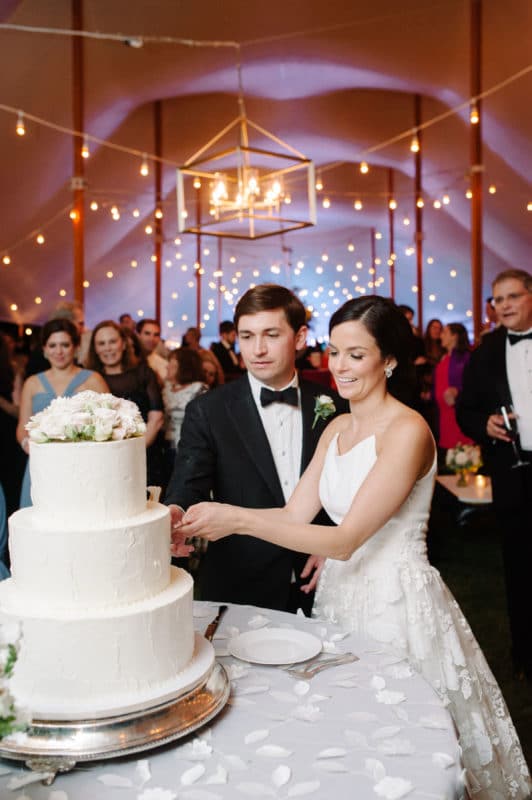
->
[329,631,349,641]
[227,663,250,680]
[181,764,206,785]
[386,664,413,679]
[247,615,270,629]
[271,764,291,787]
[373,776,414,799]
[235,684,270,696]
[244,728,270,744]
[223,754,248,770]
[286,780,321,796]
[432,752,456,769]
[308,693,329,703]
[97,774,134,788]
[364,758,386,781]
[292,703,323,722]
[138,789,177,800]
[180,790,223,800]
[135,759,151,787]
[375,690,406,705]
[321,640,339,654]
[418,714,451,729]
[392,707,410,722]
[371,675,386,690]
[329,678,358,688]
[377,738,416,756]
[204,764,228,784]
[179,739,213,760]
[316,747,347,758]
[235,781,276,796]
[256,744,293,757]
[371,725,402,740]
[228,696,256,708]
[294,680,310,696]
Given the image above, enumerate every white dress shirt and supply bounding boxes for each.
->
[506,328,532,449]
[247,372,302,503]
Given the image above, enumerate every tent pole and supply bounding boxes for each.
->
[414,94,423,334]
[387,168,395,299]
[470,0,483,343]
[154,100,163,325]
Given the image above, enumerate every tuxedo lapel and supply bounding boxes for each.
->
[225,379,285,504]
[491,329,512,406]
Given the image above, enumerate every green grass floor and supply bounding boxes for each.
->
[428,484,532,769]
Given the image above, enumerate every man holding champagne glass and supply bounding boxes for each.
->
[457,268,532,681]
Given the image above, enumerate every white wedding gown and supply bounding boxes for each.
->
[314,433,531,799]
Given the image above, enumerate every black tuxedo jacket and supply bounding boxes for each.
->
[456,327,525,510]
[210,341,243,377]
[165,375,347,610]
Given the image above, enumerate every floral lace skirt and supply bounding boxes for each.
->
[314,557,531,799]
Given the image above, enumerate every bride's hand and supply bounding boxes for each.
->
[179,501,235,541]
[169,504,194,558]
[300,554,325,593]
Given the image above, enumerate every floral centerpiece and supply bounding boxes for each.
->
[0,623,29,738]
[26,391,146,443]
[445,443,483,486]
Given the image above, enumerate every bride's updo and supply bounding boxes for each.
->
[329,295,417,403]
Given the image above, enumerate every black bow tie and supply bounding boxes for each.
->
[260,386,299,408]
[508,332,532,346]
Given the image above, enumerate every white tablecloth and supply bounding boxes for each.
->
[0,602,465,799]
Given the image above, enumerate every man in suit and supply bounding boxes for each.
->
[210,321,244,381]
[165,284,345,612]
[457,268,532,680]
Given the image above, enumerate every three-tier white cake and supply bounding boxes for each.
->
[0,392,212,721]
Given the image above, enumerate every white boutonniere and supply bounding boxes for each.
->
[312,394,336,429]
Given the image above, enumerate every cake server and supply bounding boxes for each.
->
[204,605,228,641]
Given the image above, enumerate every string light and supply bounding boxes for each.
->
[140,153,149,176]
[442,194,450,205]
[315,175,323,191]
[193,177,201,189]
[132,208,140,218]
[488,184,496,194]
[360,161,369,174]
[16,111,25,136]
[90,200,98,211]
[470,104,480,124]
[403,216,410,226]
[388,199,397,210]
[69,209,79,220]
[10,303,18,311]
[353,200,363,210]
[3,255,11,265]
[81,134,90,159]
[410,134,420,153]
[416,197,424,208]
[322,197,330,208]
[375,231,382,240]
[527,202,532,211]
[34,296,42,304]
[36,234,45,244]
[145,224,153,235]
[83,280,90,287]
[465,189,473,199]
[433,199,441,209]
[155,208,163,219]
[347,243,355,252]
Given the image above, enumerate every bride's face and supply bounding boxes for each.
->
[328,320,396,401]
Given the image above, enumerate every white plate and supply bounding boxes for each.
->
[229,627,322,665]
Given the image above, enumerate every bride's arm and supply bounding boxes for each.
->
[180,415,434,561]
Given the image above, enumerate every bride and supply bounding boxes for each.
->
[172,295,531,798]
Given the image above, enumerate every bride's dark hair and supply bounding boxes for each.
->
[329,296,417,404]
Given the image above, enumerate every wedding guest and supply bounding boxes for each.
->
[119,312,136,332]
[176,295,531,799]
[210,321,244,381]
[200,351,224,390]
[25,300,90,376]
[457,268,532,683]
[434,322,472,462]
[18,319,108,507]
[88,321,165,487]
[183,326,225,385]
[166,283,346,613]
[136,318,168,383]
[162,348,207,478]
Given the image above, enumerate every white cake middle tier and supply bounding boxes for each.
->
[9,502,171,608]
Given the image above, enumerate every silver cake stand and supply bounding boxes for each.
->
[0,661,230,785]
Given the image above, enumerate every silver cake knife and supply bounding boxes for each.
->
[204,605,228,641]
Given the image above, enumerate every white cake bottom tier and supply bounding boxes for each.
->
[0,568,197,720]
[8,502,171,609]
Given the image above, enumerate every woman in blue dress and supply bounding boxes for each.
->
[17,318,109,507]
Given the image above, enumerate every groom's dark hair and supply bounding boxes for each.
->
[234,284,307,334]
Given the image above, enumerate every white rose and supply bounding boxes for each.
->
[455,451,468,466]
[93,420,114,441]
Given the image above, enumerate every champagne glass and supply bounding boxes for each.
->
[499,405,530,468]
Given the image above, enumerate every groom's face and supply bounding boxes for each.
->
[237,309,307,389]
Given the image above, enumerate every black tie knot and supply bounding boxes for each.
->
[260,386,299,408]
[508,332,532,346]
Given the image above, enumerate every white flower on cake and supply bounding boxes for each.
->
[26,390,146,443]
[0,622,29,738]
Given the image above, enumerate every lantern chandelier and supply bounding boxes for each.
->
[176,60,316,240]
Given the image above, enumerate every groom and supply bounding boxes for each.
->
[165,284,345,612]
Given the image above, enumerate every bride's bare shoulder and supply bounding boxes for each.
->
[386,406,434,449]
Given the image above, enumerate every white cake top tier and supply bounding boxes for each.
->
[29,437,147,525]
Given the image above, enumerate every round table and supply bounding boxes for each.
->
[0,601,465,799]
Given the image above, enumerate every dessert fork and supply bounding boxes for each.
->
[286,652,358,679]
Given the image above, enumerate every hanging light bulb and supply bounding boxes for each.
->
[193,177,201,189]
[16,111,25,136]
[442,194,450,205]
[322,197,331,209]
[354,200,363,210]
[140,153,149,177]
[470,104,479,125]
[81,135,90,159]
[416,197,424,208]
[69,209,79,221]
[488,184,496,195]
[315,175,323,191]
[90,201,99,211]
[36,234,45,245]
[360,161,369,174]
[410,134,420,153]
[388,199,397,210]
[2,254,11,265]
[154,208,163,219]
[433,199,442,209]
[465,189,473,199]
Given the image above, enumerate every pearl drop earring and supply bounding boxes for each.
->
[384,366,393,378]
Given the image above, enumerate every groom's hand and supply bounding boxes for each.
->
[168,504,194,558]
[300,555,325,593]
